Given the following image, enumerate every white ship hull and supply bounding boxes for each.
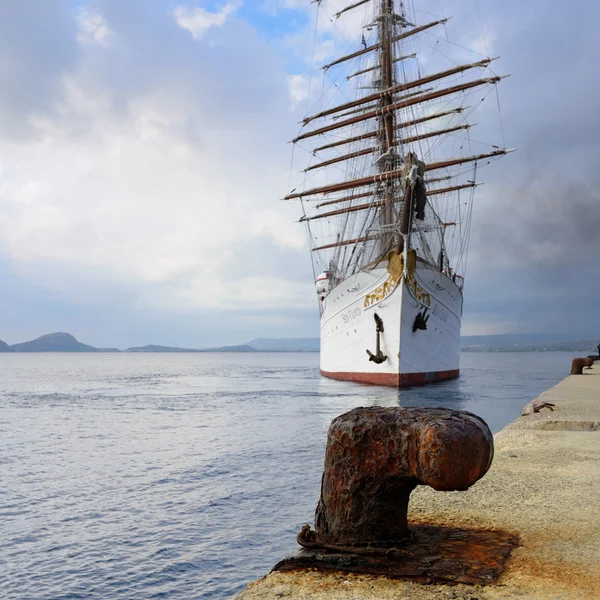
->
[320,252,462,387]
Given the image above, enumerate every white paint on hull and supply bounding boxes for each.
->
[319,260,462,382]
[399,262,462,375]
[320,265,402,377]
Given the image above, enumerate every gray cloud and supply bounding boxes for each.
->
[472,180,600,268]
[0,1,80,138]
[0,252,318,348]
[454,0,600,334]
[78,0,293,142]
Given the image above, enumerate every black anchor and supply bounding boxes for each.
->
[366,313,388,364]
[412,306,430,333]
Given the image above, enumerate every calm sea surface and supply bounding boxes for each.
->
[0,351,583,599]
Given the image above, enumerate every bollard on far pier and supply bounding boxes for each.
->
[571,357,595,374]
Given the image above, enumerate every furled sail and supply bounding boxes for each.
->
[286,149,510,199]
[303,58,494,125]
[321,18,449,70]
[292,77,503,143]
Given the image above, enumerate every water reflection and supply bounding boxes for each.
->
[313,351,579,434]
[313,370,468,431]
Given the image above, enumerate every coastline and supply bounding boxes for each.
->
[235,362,600,599]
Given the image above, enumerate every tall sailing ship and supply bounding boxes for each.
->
[285,0,512,386]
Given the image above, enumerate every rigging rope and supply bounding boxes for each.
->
[291,0,507,284]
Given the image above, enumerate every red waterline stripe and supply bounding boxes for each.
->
[320,368,459,388]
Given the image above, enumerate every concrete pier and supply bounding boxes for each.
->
[235,363,600,599]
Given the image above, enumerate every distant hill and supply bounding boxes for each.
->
[0,339,10,352]
[247,338,320,352]
[461,333,576,347]
[10,332,101,352]
[126,344,257,353]
[205,344,257,352]
[461,334,600,352]
[126,344,201,353]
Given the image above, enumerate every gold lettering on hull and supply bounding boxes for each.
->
[405,249,431,306]
[364,251,403,308]
[363,249,431,308]
[363,273,401,307]
[406,275,431,306]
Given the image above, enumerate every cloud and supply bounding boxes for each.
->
[174,3,238,39]
[287,74,309,107]
[0,0,311,330]
[77,11,111,46]
[463,176,600,335]
[0,251,318,347]
[1,0,600,344]
[0,0,80,138]
[472,180,600,269]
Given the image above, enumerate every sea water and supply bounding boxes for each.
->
[0,351,582,599]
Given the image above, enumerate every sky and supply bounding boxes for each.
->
[0,0,599,348]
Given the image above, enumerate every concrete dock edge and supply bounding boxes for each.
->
[235,363,600,599]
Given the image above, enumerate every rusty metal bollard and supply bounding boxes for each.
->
[300,406,493,548]
[571,357,593,374]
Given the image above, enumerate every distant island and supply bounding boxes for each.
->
[1,332,118,353]
[0,332,598,353]
[460,334,600,353]
[246,338,320,352]
[0,333,265,353]
[0,333,318,353]
[126,344,257,353]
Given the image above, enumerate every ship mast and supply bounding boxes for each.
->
[284,1,512,282]
[379,0,396,254]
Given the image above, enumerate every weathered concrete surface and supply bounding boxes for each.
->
[235,364,600,599]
